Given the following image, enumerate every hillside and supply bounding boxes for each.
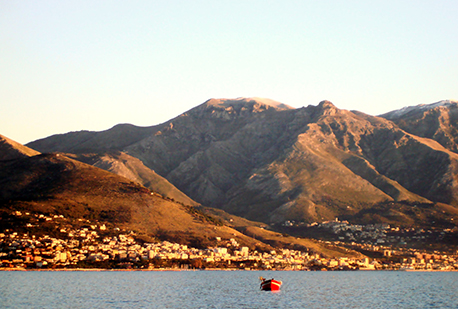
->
[27,98,458,228]
[67,151,199,206]
[0,134,40,160]
[0,146,256,249]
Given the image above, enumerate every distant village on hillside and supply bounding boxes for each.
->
[1,211,457,271]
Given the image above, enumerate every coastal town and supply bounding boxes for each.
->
[1,211,457,271]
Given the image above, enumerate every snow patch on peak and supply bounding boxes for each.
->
[204,97,293,110]
[427,99,458,108]
[190,97,294,120]
[380,100,458,120]
[247,97,294,110]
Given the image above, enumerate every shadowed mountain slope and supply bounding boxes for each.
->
[27,124,157,154]
[68,151,199,206]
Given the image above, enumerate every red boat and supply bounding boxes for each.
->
[259,277,282,291]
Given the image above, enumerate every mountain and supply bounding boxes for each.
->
[27,98,458,227]
[0,136,262,248]
[1,134,361,257]
[380,100,458,153]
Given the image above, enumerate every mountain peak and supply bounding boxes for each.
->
[318,100,336,108]
[189,97,294,120]
[313,100,339,117]
[380,100,458,120]
[205,97,293,110]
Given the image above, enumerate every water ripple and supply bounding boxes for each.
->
[0,271,457,308]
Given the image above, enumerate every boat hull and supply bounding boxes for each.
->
[260,279,282,291]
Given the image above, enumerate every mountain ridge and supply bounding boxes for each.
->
[26,98,458,228]
[0,134,40,160]
[379,100,458,154]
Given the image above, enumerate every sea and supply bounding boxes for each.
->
[0,270,457,308]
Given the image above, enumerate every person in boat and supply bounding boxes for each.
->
[259,276,282,291]
[259,277,274,282]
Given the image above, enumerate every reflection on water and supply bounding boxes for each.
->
[0,271,457,308]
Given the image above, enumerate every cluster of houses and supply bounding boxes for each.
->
[1,211,457,271]
[289,218,458,248]
[0,228,377,270]
[329,240,458,271]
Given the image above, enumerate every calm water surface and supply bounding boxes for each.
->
[1,270,457,308]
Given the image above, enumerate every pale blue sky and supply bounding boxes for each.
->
[1,1,457,144]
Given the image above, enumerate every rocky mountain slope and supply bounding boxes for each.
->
[28,98,458,227]
[380,100,458,153]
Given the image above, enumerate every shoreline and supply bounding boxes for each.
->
[1,267,456,272]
